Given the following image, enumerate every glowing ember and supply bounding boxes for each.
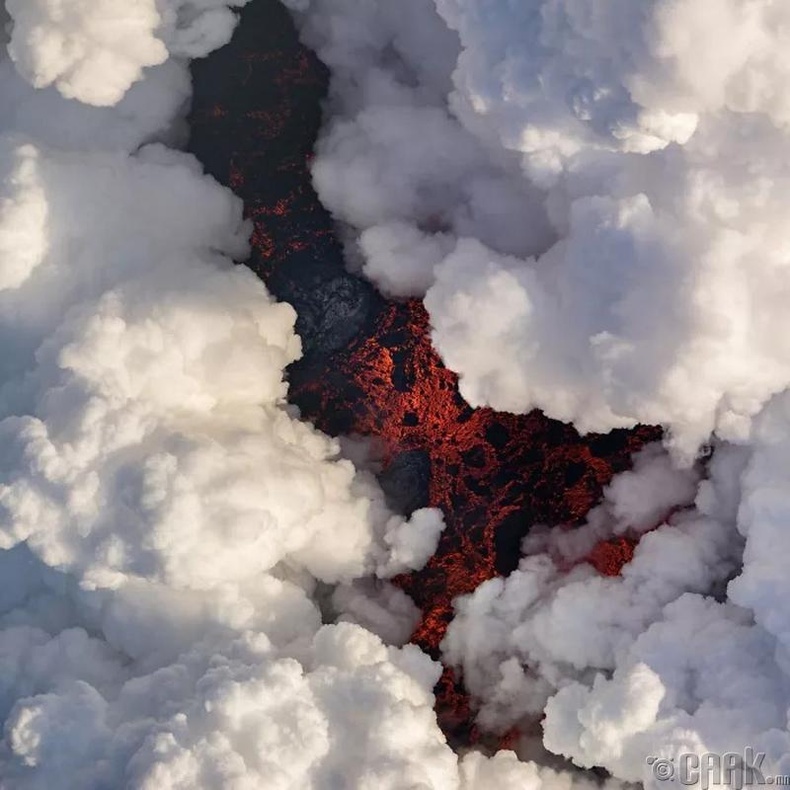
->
[188,0,661,746]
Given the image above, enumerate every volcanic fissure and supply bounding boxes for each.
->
[187,0,660,748]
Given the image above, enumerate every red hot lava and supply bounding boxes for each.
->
[189,0,662,749]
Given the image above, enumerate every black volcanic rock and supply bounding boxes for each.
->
[379,449,432,515]
[267,254,378,357]
[188,0,382,360]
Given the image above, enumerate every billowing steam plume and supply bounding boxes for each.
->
[280,0,790,786]
[0,3,567,787]
[4,0,790,788]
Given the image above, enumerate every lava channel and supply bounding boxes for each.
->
[188,0,663,748]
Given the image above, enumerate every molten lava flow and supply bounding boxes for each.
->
[585,536,638,577]
[301,299,659,650]
[188,0,662,747]
[292,296,659,741]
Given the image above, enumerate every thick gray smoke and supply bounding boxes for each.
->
[281,0,790,787]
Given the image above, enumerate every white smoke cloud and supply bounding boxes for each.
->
[7,0,790,787]
[438,432,790,786]
[5,0,250,106]
[283,0,790,787]
[442,444,743,726]
[282,0,555,294]
[0,4,552,788]
[0,618,459,789]
[284,0,790,458]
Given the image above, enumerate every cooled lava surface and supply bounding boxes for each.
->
[188,0,661,747]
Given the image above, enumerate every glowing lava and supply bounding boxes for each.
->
[188,0,662,746]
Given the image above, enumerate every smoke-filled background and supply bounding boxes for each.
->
[1,0,790,788]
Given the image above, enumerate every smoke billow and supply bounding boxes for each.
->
[5,0,790,787]
[283,0,790,454]
[279,0,790,786]
[0,3,577,788]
